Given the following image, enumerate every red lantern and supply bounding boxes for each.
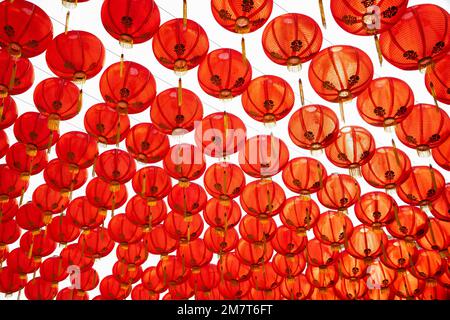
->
[305,264,339,290]
[361,146,412,192]
[20,229,56,260]
[271,226,307,257]
[6,248,40,277]
[156,255,191,286]
[432,136,450,171]
[430,184,450,222]
[203,162,245,201]
[0,165,29,202]
[78,227,115,259]
[218,279,251,299]
[240,179,286,219]
[392,270,425,299]
[337,251,367,281]
[177,238,213,271]
[354,192,397,229]
[238,135,289,178]
[365,259,397,290]
[410,250,445,284]
[305,239,338,268]
[32,184,70,215]
[112,261,142,285]
[101,0,160,47]
[396,166,445,207]
[46,31,105,83]
[0,50,34,97]
[84,103,130,145]
[141,266,167,294]
[386,206,429,242]
[204,227,239,254]
[334,277,367,300]
[250,262,282,291]
[143,225,179,257]
[153,18,209,74]
[163,211,204,244]
[116,241,148,267]
[239,215,277,244]
[282,157,327,196]
[357,77,414,129]
[33,77,81,131]
[379,4,450,70]
[272,252,306,278]
[189,264,220,294]
[56,131,98,170]
[47,215,80,245]
[131,284,159,300]
[204,198,242,231]
[235,239,273,268]
[280,274,313,300]
[75,268,100,292]
[198,48,252,100]
[0,130,8,159]
[6,143,48,179]
[211,0,273,34]
[100,275,131,300]
[280,197,320,236]
[100,61,156,114]
[262,13,323,71]
[95,149,136,188]
[308,45,374,120]
[425,52,450,105]
[39,256,69,284]
[0,0,53,58]
[163,144,206,183]
[345,224,388,263]
[24,277,58,300]
[56,288,89,300]
[380,239,417,272]
[85,177,128,211]
[126,196,167,231]
[0,198,18,222]
[0,96,18,129]
[217,252,251,282]
[16,202,47,231]
[60,244,94,272]
[125,123,170,164]
[288,104,340,153]
[241,75,294,123]
[43,159,88,195]
[417,218,449,253]
[66,196,107,231]
[317,173,361,213]
[0,267,27,294]
[131,166,172,203]
[168,183,207,218]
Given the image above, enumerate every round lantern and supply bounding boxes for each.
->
[280,197,320,236]
[56,131,98,170]
[240,179,286,219]
[386,206,429,242]
[203,162,245,201]
[0,50,34,97]
[163,143,206,183]
[432,134,450,171]
[131,166,172,203]
[317,173,361,213]
[282,157,327,196]
[425,52,450,105]
[313,210,354,249]
[0,96,18,130]
[354,192,397,229]
[430,183,450,222]
[125,123,170,164]
[345,224,388,263]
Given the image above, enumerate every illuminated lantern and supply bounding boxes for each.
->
[60,244,94,272]
[317,173,361,213]
[203,228,237,260]
[217,252,251,282]
[131,166,172,203]
[0,0,53,58]
[432,136,450,171]
[116,241,148,267]
[125,123,170,164]
[66,197,107,231]
[32,184,69,215]
[33,78,81,131]
[288,104,340,153]
[84,103,130,145]
[337,251,367,280]
[20,229,56,260]
[153,18,209,74]
[239,215,277,244]
[380,239,417,272]
[75,268,100,292]
[204,198,242,231]
[430,184,450,221]
[211,0,273,34]
[379,4,450,71]
[168,183,207,218]
[365,259,397,291]
[85,177,128,211]
[0,165,29,202]
[163,144,206,183]
[0,130,8,159]
[142,266,167,294]
[168,281,195,300]
[156,255,191,286]
[305,264,339,290]
[271,226,307,257]
[417,218,449,253]
[345,224,388,263]
[163,211,204,244]
[108,214,143,247]
[100,61,156,115]
[305,239,338,268]
[78,227,115,259]
[47,215,80,245]
[95,149,136,189]
[386,206,429,242]
[56,131,98,170]
[361,146,411,192]
[195,112,246,158]
[392,270,425,299]
[177,238,213,271]
[272,252,306,278]
[101,0,160,47]
[238,135,289,178]
[0,96,18,129]
[325,126,376,177]
[6,248,40,277]
[395,104,449,157]
[112,261,142,284]
[189,264,220,294]
[203,162,245,201]
[419,283,449,300]
[308,45,374,121]
[100,275,131,300]
[282,157,326,196]
[280,274,313,300]
[241,75,294,124]
[425,52,450,105]
[240,179,286,219]
[235,239,273,268]
[357,77,414,129]
[313,211,353,251]
[143,225,179,257]
[0,267,27,294]
[354,192,397,229]
[218,279,251,299]
[14,112,59,155]
[46,31,105,83]
[197,48,252,100]
[39,256,68,284]
[335,277,368,301]
[262,13,323,71]
[126,197,166,231]
[280,197,320,236]
[43,159,87,195]
[6,143,48,179]
[396,166,445,207]
[0,50,34,97]
[151,85,203,136]
[0,198,17,222]
[25,277,58,300]
[16,202,47,231]
[409,250,445,285]
[250,262,281,291]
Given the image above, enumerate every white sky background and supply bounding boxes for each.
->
[2,0,450,299]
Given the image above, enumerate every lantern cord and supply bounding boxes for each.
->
[142,174,147,195]
[429,82,440,111]
[391,139,402,167]
[339,100,345,123]
[119,53,124,78]
[77,89,83,113]
[19,186,25,206]
[0,98,4,120]
[183,0,187,27]
[427,220,437,246]
[8,60,17,91]
[318,0,326,29]
[28,234,35,259]
[393,204,402,229]
[223,111,229,154]
[374,34,383,66]
[241,37,247,63]
[177,78,183,107]
[298,78,305,106]
[65,11,70,35]
[429,165,437,193]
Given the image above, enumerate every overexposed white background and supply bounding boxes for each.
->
[2,0,449,299]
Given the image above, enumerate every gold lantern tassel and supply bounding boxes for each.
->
[339,100,346,123]
[241,37,246,63]
[183,0,188,27]
[374,34,383,66]
[177,78,183,107]
[429,165,438,194]
[77,89,83,113]
[428,82,440,111]
[141,174,147,196]
[0,98,4,120]
[391,139,401,167]
[19,186,26,206]
[119,54,124,78]
[318,0,326,28]
[8,60,17,91]
[298,78,305,106]
[65,11,70,34]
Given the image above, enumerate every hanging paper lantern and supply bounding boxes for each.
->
[432,136,450,171]
[262,13,323,71]
[0,0,53,58]
[357,77,414,129]
[204,198,242,232]
[317,173,361,214]
[195,112,246,158]
[392,270,425,299]
[241,75,294,123]
[125,123,170,164]
[156,256,191,286]
[425,52,450,105]
[163,143,206,183]
[379,4,450,71]
[168,183,207,218]
[217,252,251,282]
[211,0,273,34]
[280,197,320,236]
[60,244,94,272]
[47,215,80,245]
[0,198,18,223]
[386,205,429,242]
[272,252,306,278]
[337,251,367,281]
[235,239,273,268]
[100,275,131,300]
[125,196,167,231]
[354,192,397,229]
[95,149,136,188]
[108,214,144,247]
[112,262,142,287]
[131,166,172,203]
[101,0,160,47]
[0,96,18,130]
[0,50,34,97]
[151,86,203,135]
[143,225,179,257]
[380,239,417,272]
[335,277,367,300]
[313,210,354,249]
[305,264,339,290]
[0,219,21,250]
[280,274,313,300]
[163,211,204,243]
[395,104,449,157]
[177,238,213,271]
[240,179,286,219]
[361,146,412,192]
[417,218,449,253]
[32,184,70,216]
[430,184,450,222]
[203,162,245,201]
[305,238,338,268]
[78,227,115,259]
[56,131,98,170]
[288,104,340,153]
[250,262,282,291]
[16,202,48,231]
[153,18,209,74]
[282,157,327,196]
[308,45,374,120]
[0,267,27,294]
[66,197,107,231]
[345,224,388,263]
[20,229,56,260]
[85,177,128,211]
[198,48,252,100]
[46,31,105,83]
[6,143,48,179]
[0,165,29,202]
[43,159,87,195]
[24,277,58,300]
[84,103,130,145]
[204,226,237,255]
[239,215,277,244]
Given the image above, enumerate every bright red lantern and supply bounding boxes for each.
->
[262,13,323,71]
[380,239,417,272]
[432,135,450,171]
[0,267,27,294]
[66,196,107,231]
[204,198,242,231]
[203,162,245,201]
[280,197,320,236]
[101,0,160,47]
[386,206,429,242]
[125,123,170,164]
[43,159,88,195]
[345,224,388,263]
[239,215,277,244]
[20,229,56,260]
[240,179,286,219]
[32,184,69,215]
[177,238,213,271]
[0,198,17,222]
[417,218,449,252]
[100,275,131,300]
[153,19,209,74]
[282,157,327,196]
[56,131,98,170]
[46,31,105,83]
[241,75,294,123]
[271,226,307,257]
[108,214,144,247]
[392,270,425,299]
[313,210,354,249]
[168,183,207,218]
[280,274,312,300]
[198,48,252,99]
[305,238,338,268]
[163,144,206,183]
[317,173,361,213]
[131,166,172,203]
[235,239,273,268]
[78,227,115,259]
[6,142,48,179]
[0,130,8,159]
[354,192,397,229]
[143,225,179,257]
[0,96,18,129]
[0,165,29,202]
[16,202,47,231]
[85,177,128,211]
[337,251,367,281]
[379,4,450,70]
[204,227,239,254]
[60,244,94,272]
[425,52,450,105]
[163,211,204,244]
[24,277,58,300]
[217,252,251,282]
[430,184,450,222]
[0,0,53,58]
[95,149,136,187]
[0,50,34,97]
[47,215,80,245]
